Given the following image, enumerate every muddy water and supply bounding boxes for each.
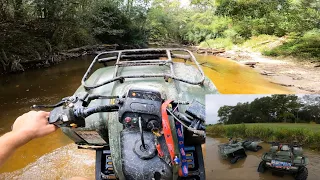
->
[196,56,290,94]
[206,137,320,180]
[0,54,291,179]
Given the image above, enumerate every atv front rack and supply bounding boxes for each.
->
[81,49,205,90]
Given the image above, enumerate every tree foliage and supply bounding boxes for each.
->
[1,0,319,73]
[218,95,320,124]
[0,0,150,73]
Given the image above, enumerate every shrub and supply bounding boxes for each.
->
[206,124,320,150]
[241,34,279,52]
[199,38,234,49]
[206,125,225,137]
[309,132,320,151]
[245,126,274,141]
[263,29,320,59]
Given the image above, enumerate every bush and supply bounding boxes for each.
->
[223,28,245,44]
[244,126,274,141]
[241,34,279,52]
[309,133,320,151]
[263,29,320,59]
[199,38,233,49]
[207,124,320,150]
[206,125,225,137]
[224,124,246,137]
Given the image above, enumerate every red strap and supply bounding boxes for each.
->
[161,100,175,162]
[156,144,164,158]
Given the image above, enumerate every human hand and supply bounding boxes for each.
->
[12,111,58,141]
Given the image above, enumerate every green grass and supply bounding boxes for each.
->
[199,38,234,49]
[230,123,320,132]
[263,29,320,59]
[207,123,320,150]
[241,34,279,52]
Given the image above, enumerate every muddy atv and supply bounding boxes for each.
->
[257,142,309,180]
[242,140,263,152]
[218,138,247,164]
[219,138,262,164]
[33,49,218,180]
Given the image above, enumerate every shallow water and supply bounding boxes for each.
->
[206,137,320,180]
[0,54,290,178]
[196,56,290,94]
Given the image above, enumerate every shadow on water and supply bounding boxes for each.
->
[206,137,320,180]
[0,53,291,178]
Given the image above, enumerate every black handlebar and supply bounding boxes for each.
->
[74,105,119,119]
[33,95,204,135]
[47,104,119,127]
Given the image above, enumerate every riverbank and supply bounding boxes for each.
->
[213,49,320,94]
[0,21,146,75]
[207,124,320,151]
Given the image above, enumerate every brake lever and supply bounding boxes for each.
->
[31,96,72,109]
[31,101,66,109]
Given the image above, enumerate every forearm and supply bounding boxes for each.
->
[0,131,31,167]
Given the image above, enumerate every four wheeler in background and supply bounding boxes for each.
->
[218,138,263,164]
[218,138,247,164]
[242,139,263,152]
[258,142,309,180]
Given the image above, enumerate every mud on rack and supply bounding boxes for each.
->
[81,48,205,90]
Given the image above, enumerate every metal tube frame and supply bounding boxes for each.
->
[81,48,205,90]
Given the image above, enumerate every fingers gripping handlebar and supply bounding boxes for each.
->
[32,93,204,136]
[47,104,119,127]
[32,94,120,127]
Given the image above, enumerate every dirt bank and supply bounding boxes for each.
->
[216,50,320,94]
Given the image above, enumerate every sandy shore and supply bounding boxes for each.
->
[217,50,320,94]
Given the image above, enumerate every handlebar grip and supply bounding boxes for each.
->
[74,105,119,118]
[48,106,64,125]
[48,104,119,127]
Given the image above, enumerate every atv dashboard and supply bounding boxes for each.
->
[118,89,163,130]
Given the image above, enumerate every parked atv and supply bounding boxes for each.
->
[242,140,263,152]
[257,142,309,180]
[33,49,218,180]
[219,138,262,164]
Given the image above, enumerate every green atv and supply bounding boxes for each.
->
[33,49,218,180]
[258,142,309,180]
[218,138,262,164]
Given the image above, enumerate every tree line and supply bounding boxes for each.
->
[217,95,320,124]
[149,0,319,58]
[1,0,319,73]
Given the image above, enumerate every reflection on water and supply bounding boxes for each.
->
[0,54,291,178]
[206,137,320,180]
[196,56,290,94]
[0,56,95,173]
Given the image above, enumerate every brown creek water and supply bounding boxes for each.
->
[0,54,293,179]
[206,137,320,180]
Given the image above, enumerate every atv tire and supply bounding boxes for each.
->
[257,161,266,173]
[230,156,240,164]
[295,167,308,180]
[254,145,262,152]
[230,154,246,164]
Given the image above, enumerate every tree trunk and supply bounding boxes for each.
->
[0,49,9,71]
[14,0,23,19]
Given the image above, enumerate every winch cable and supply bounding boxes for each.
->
[161,100,180,179]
